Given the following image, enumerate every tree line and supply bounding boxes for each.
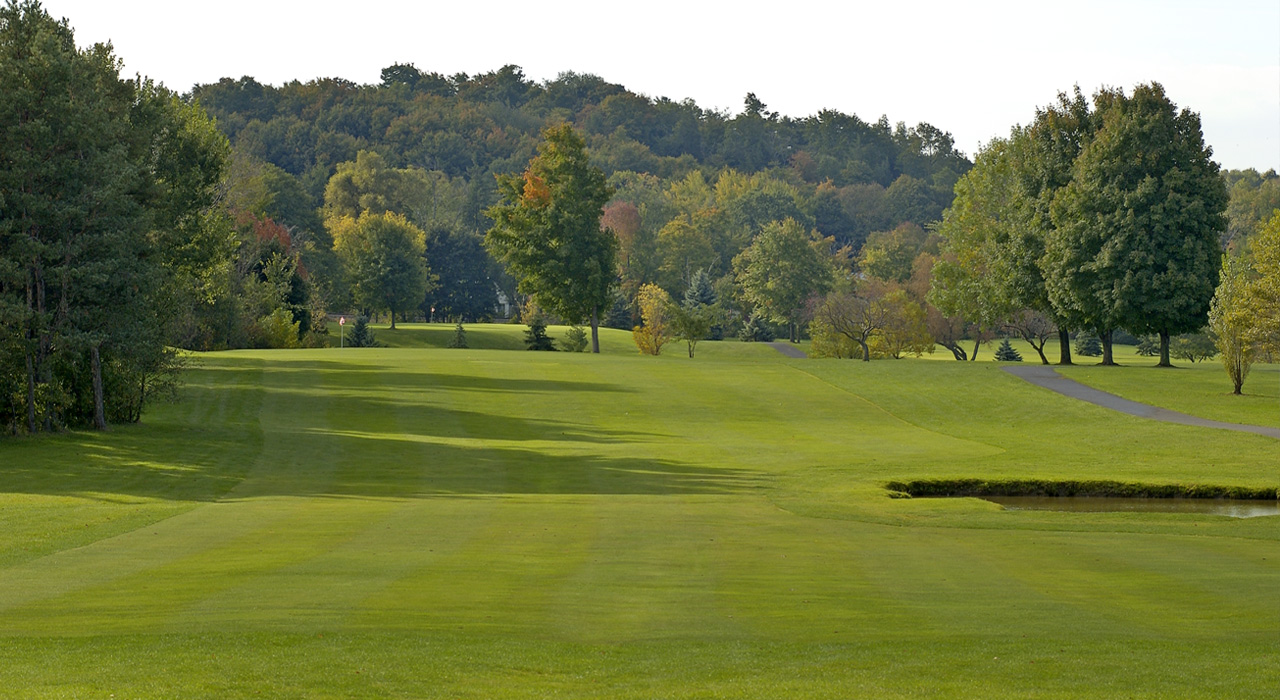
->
[167,41,978,351]
[1,1,228,433]
[5,0,1277,435]
[796,83,1278,398]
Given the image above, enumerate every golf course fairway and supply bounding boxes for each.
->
[1,327,1276,698]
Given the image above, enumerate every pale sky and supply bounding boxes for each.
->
[39,0,1280,171]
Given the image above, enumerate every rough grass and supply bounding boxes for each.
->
[1,329,1276,698]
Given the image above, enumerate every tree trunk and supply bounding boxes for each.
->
[25,350,36,434]
[1031,340,1049,365]
[1157,330,1172,367]
[1099,329,1116,366]
[590,306,600,354]
[970,338,981,361]
[1057,328,1073,365]
[858,339,870,361]
[91,345,107,431]
[389,310,397,330]
[939,341,967,361]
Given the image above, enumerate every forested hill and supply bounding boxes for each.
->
[191,64,973,246]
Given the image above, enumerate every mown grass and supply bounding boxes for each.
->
[1,329,1276,698]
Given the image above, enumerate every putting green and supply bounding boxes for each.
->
[1,332,1276,698]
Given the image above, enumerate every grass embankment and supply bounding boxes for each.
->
[1,329,1276,698]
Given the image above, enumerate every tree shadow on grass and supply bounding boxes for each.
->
[199,360,630,396]
[228,434,765,500]
[0,423,761,503]
[0,373,741,502]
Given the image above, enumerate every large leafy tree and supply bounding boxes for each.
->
[1047,83,1227,366]
[732,218,834,343]
[420,222,498,322]
[486,123,617,353]
[1245,210,1280,352]
[931,138,1058,363]
[333,212,433,329]
[1008,88,1100,364]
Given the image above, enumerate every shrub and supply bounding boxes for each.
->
[559,325,589,353]
[1171,332,1216,363]
[632,283,673,355]
[1135,335,1160,356]
[257,308,301,349]
[808,318,859,358]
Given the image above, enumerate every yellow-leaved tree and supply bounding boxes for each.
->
[632,283,673,355]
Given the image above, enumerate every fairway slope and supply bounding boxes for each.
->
[1,345,1276,698]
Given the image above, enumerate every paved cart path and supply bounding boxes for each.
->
[1003,365,1280,440]
[768,342,809,359]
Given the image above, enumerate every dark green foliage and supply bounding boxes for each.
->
[993,339,1023,362]
[886,478,1277,500]
[346,315,378,347]
[1046,83,1227,367]
[1074,333,1102,357]
[0,1,228,432]
[1136,336,1160,356]
[559,325,589,353]
[447,322,468,349]
[523,315,556,351]
[191,66,969,226]
[737,313,776,342]
[603,293,635,330]
[421,223,497,323]
[486,124,616,352]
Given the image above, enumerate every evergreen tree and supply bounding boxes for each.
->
[346,315,378,347]
[1074,332,1102,357]
[737,313,776,342]
[0,1,228,432]
[447,322,467,348]
[559,325,589,353]
[683,268,717,307]
[523,314,556,351]
[994,339,1023,362]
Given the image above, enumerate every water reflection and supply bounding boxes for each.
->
[982,496,1280,519]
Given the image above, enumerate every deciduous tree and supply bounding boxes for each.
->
[732,218,833,343]
[486,124,617,352]
[333,212,433,329]
[1047,83,1228,367]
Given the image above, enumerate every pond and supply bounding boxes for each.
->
[982,496,1280,519]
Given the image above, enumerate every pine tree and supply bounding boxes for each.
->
[994,339,1023,362]
[447,322,468,348]
[683,268,717,307]
[737,313,776,342]
[559,325,589,352]
[1074,332,1102,357]
[523,314,556,351]
[347,315,378,347]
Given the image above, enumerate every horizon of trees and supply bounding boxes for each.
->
[6,0,1277,435]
